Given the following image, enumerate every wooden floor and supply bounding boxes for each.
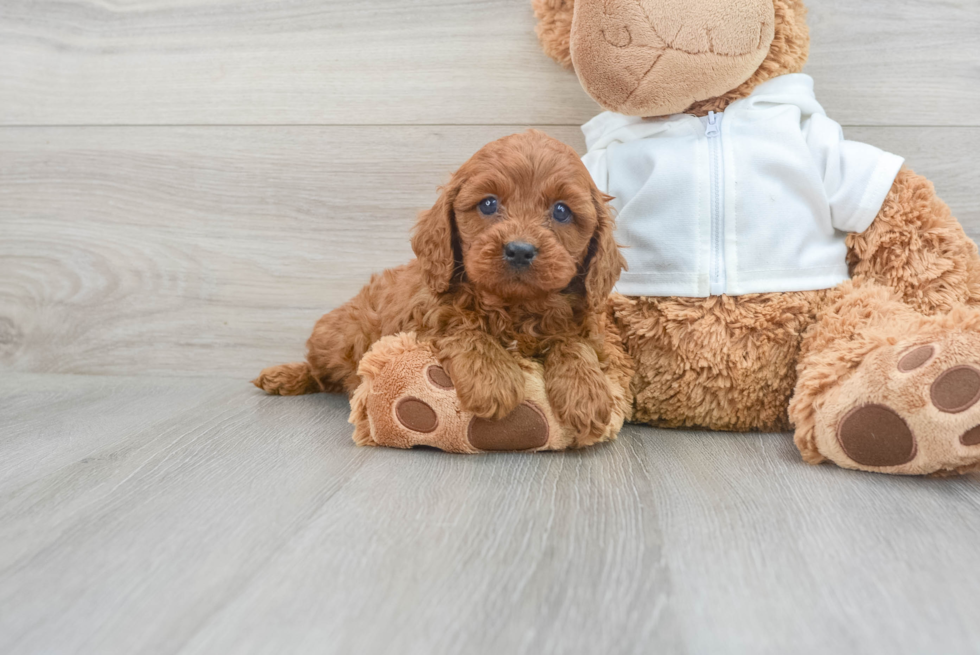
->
[2,0,980,652]
[2,373,980,655]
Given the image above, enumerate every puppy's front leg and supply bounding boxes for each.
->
[436,331,525,420]
[544,338,613,447]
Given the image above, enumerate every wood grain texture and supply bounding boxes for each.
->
[1,0,977,126]
[0,125,584,377]
[2,125,977,378]
[1,373,979,654]
[2,2,979,652]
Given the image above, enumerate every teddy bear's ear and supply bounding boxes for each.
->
[532,0,576,69]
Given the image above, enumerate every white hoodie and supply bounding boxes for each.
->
[582,74,905,297]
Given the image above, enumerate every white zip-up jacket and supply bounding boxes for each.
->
[582,74,905,297]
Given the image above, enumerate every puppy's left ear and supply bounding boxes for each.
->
[412,177,462,294]
[583,188,625,311]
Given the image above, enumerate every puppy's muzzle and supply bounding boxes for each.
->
[503,241,538,270]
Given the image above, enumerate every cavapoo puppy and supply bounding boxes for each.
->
[255,130,626,443]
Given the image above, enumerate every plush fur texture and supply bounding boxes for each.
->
[256,130,630,447]
[610,290,825,432]
[532,0,576,70]
[790,282,980,476]
[570,0,776,116]
[349,328,632,452]
[533,0,807,118]
[683,0,809,116]
[846,169,980,314]
[534,0,980,474]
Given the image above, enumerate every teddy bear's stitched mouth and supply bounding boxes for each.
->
[598,0,771,108]
[632,0,771,58]
[621,51,665,106]
[618,31,770,108]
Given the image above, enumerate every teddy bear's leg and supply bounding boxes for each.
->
[847,168,980,314]
[609,291,824,432]
[348,332,631,453]
[790,281,980,476]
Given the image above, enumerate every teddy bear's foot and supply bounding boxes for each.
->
[806,331,980,475]
[348,333,627,453]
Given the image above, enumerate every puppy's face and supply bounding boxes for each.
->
[453,134,597,301]
[412,131,621,307]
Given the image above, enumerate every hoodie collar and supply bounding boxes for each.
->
[583,74,820,152]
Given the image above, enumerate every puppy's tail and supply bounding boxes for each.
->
[253,362,323,395]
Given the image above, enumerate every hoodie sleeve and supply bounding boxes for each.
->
[804,113,905,234]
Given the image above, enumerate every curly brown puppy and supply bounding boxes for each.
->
[254,130,626,444]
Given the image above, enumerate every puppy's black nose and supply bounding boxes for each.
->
[503,241,538,269]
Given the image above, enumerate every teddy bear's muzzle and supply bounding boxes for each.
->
[570,0,775,117]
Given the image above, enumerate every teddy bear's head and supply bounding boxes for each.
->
[533,0,810,117]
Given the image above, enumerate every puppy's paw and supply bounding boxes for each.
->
[253,362,317,395]
[450,357,527,421]
[547,365,614,447]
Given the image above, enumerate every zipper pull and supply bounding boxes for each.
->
[705,110,720,138]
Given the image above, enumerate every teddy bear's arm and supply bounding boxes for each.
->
[846,168,980,315]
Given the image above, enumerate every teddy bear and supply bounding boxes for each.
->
[349,0,980,476]
[527,0,980,475]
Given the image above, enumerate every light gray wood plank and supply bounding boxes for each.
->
[2,125,977,378]
[0,124,583,378]
[848,126,980,238]
[806,0,980,127]
[1,373,979,654]
[0,374,368,655]
[0,0,597,126]
[0,0,976,127]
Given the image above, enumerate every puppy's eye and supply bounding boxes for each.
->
[552,202,573,224]
[478,197,498,216]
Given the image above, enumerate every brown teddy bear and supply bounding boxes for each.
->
[530,0,980,475]
[348,0,980,476]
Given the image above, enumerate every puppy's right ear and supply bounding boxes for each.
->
[532,0,575,69]
[411,179,461,294]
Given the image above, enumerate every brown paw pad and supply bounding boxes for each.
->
[467,402,549,452]
[837,404,917,467]
[961,426,980,446]
[930,365,980,413]
[426,365,454,390]
[898,345,935,372]
[395,397,438,433]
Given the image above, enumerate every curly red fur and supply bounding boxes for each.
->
[254,130,626,445]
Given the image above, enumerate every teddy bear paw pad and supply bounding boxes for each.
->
[817,333,980,474]
[836,404,916,467]
[930,365,980,413]
[394,397,439,433]
[897,345,935,372]
[426,365,454,389]
[960,425,980,446]
[467,402,549,452]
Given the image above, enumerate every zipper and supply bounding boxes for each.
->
[703,110,726,295]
